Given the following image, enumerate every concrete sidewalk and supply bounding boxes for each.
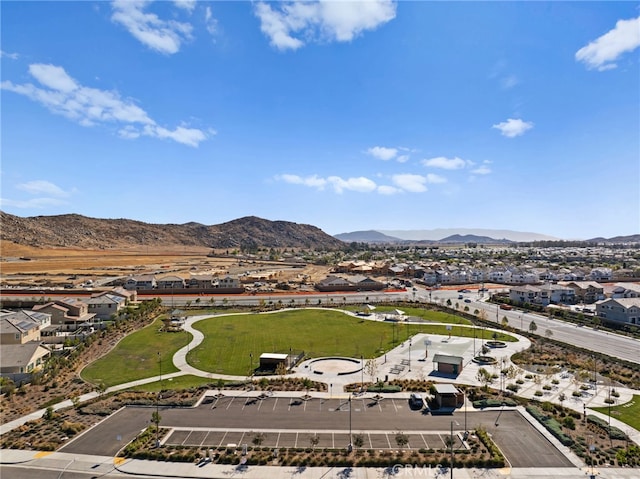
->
[1,449,639,479]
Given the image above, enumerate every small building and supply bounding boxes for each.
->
[259,353,289,371]
[432,383,464,409]
[432,354,464,376]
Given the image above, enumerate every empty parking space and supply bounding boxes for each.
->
[72,397,573,467]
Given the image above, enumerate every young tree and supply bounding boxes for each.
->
[352,433,365,451]
[364,358,378,384]
[501,316,509,328]
[394,431,409,449]
[309,434,320,448]
[476,367,493,390]
[529,320,538,334]
[252,432,265,447]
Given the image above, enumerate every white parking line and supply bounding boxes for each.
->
[217,431,228,448]
[391,399,399,413]
[272,398,278,411]
[225,397,234,410]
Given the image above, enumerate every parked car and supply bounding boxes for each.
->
[464,298,471,303]
[409,393,425,410]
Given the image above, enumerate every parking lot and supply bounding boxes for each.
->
[61,395,573,467]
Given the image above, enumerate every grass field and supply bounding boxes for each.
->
[593,394,640,432]
[190,309,514,376]
[126,374,220,393]
[81,318,187,387]
[83,308,515,385]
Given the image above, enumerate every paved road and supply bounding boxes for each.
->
[423,288,640,364]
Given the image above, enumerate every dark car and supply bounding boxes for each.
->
[409,393,425,410]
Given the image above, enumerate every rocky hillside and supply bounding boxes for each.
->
[0,212,345,250]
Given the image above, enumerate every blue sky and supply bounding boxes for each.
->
[1,1,639,240]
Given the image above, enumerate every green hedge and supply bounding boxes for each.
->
[473,398,516,408]
[526,406,574,446]
[475,427,505,467]
[587,415,628,440]
[367,384,402,393]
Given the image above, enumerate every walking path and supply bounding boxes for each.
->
[2,308,639,478]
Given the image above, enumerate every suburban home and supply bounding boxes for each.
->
[0,310,48,344]
[188,274,215,289]
[110,286,137,303]
[156,275,186,290]
[315,275,353,292]
[0,342,52,378]
[0,310,52,379]
[85,292,127,320]
[538,283,576,304]
[32,298,95,331]
[124,275,157,290]
[590,268,613,282]
[596,298,640,326]
[608,282,640,299]
[349,275,385,291]
[216,275,241,289]
[561,281,605,304]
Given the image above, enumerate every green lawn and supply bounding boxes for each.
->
[125,374,222,393]
[190,309,514,375]
[82,308,515,386]
[81,318,190,387]
[593,394,640,432]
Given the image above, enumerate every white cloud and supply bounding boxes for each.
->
[17,180,71,197]
[396,154,409,163]
[392,174,427,193]
[367,146,398,161]
[278,174,328,189]
[501,75,519,89]
[377,185,400,195]
[576,16,640,71]
[111,0,193,55]
[492,118,533,138]
[2,63,209,147]
[1,50,19,60]
[327,175,377,194]
[254,0,396,51]
[422,156,469,170]
[29,64,78,93]
[205,6,218,35]
[0,197,68,209]
[471,166,491,175]
[2,180,75,210]
[173,0,196,13]
[425,173,447,183]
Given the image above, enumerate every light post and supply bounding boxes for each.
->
[360,355,364,391]
[348,394,353,453]
[408,338,412,372]
[449,420,459,479]
[156,351,162,448]
[250,353,253,378]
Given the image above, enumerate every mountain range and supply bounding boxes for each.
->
[0,212,344,250]
[1,211,637,250]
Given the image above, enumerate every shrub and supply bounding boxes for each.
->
[526,406,573,446]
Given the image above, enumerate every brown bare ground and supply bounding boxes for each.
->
[0,241,331,286]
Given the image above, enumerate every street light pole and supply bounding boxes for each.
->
[360,355,364,391]
[348,394,353,453]
[408,338,412,372]
[450,420,454,479]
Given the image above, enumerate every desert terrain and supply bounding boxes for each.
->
[0,241,331,289]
